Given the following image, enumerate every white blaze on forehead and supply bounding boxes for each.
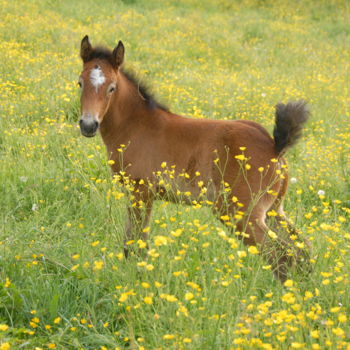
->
[90,66,106,91]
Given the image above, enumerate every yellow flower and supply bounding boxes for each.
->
[171,229,183,237]
[295,241,305,249]
[47,344,56,349]
[235,154,246,161]
[0,343,10,350]
[332,327,344,337]
[281,292,296,304]
[338,313,347,323]
[310,330,319,339]
[163,334,175,340]
[0,324,9,331]
[237,251,247,258]
[119,293,128,302]
[93,260,104,271]
[248,246,259,254]
[338,216,346,222]
[268,230,277,239]
[284,279,294,287]
[154,235,168,246]
[107,159,115,165]
[137,240,147,249]
[304,213,313,219]
[185,292,194,301]
[143,296,153,305]
[233,338,245,344]
[304,291,313,300]
[53,317,61,324]
[276,335,286,342]
[4,278,11,288]
[166,295,177,302]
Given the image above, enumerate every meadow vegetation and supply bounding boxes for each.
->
[0,0,349,349]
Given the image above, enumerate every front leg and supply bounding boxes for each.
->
[124,186,153,257]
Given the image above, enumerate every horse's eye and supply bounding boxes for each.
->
[78,81,82,88]
[108,85,116,94]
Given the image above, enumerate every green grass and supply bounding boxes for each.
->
[0,0,349,349]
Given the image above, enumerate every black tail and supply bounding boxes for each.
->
[273,100,310,155]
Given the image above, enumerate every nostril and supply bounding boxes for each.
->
[79,118,99,136]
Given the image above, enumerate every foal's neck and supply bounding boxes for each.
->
[99,71,163,152]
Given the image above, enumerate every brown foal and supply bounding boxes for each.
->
[78,36,310,281]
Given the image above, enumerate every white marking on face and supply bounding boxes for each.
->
[90,66,106,92]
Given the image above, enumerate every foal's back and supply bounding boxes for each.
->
[146,110,278,187]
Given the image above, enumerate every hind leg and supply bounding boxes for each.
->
[236,211,293,282]
[268,171,312,273]
[214,193,292,281]
[268,201,312,275]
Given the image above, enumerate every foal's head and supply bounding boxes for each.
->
[78,35,124,137]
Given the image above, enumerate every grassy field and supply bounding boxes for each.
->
[0,0,350,349]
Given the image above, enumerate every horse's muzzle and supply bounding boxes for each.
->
[79,119,99,137]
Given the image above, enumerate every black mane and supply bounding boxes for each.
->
[85,46,168,112]
[121,69,168,111]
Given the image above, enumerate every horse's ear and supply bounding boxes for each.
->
[80,35,92,62]
[112,41,124,68]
